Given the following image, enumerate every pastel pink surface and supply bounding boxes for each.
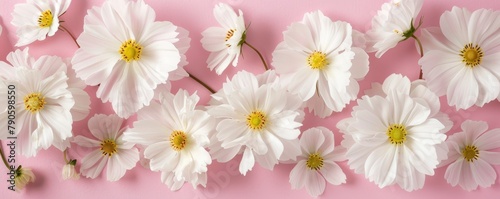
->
[1,0,500,199]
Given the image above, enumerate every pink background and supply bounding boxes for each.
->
[1,0,500,198]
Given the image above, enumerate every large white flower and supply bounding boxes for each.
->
[72,0,182,118]
[0,48,90,152]
[73,114,139,181]
[442,120,500,191]
[0,66,74,157]
[272,11,369,118]
[289,127,346,197]
[11,0,71,46]
[365,0,423,58]
[419,7,500,110]
[201,3,246,75]
[338,74,448,191]
[123,90,214,190]
[207,70,303,175]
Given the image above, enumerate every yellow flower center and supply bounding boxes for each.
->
[24,93,46,113]
[100,139,117,156]
[307,51,329,70]
[38,10,53,28]
[387,124,407,145]
[462,145,479,162]
[246,110,267,130]
[119,40,143,62]
[460,43,483,68]
[306,153,324,170]
[170,130,188,151]
[225,29,236,47]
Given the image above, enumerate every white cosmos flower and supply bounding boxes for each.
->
[62,161,80,180]
[289,127,346,197]
[442,120,500,191]
[201,3,246,75]
[272,10,369,118]
[123,90,214,190]
[0,48,90,152]
[337,74,448,191]
[73,114,139,181]
[11,0,71,46]
[365,0,423,58]
[72,0,182,118]
[14,166,36,192]
[207,70,303,175]
[418,7,500,110]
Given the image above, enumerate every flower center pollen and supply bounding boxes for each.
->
[306,153,324,170]
[307,51,329,70]
[387,124,407,145]
[24,93,46,113]
[460,43,483,68]
[119,40,143,62]
[38,10,53,28]
[100,139,117,156]
[225,29,236,47]
[246,111,267,130]
[462,145,479,162]
[170,130,188,151]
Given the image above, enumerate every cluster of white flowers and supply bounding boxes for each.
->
[1,0,500,196]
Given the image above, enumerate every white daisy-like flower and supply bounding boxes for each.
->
[123,90,214,190]
[419,7,500,110]
[11,0,72,46]
[72,0,182,118]
[201,3,246,75]
[207,70,303,175]
[272,11,369,118]
[13,166,36,192]
[0,48,90,152]
[73,114,139,181]
[0,68,74,157]
[289,127,346,197]
[337,74,448,191]
[365,0,423,58]
[442,120,500,191]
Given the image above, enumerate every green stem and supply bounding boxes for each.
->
[63,149,69,164]
[0,140,11,169]
[412,35,424,79]
[188,72,216,94]
[59,25,80,48]
[244,41,269,71]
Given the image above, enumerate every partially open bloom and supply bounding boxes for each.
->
[365,0,423,57]
[273,11,369,118]
[207,70,303,175]
[14,166,36,192]
[289,127,346,197]
[442,120,500,191]
[11,0,72,46]
[419,7,500,110]
[201,3,246,75]
[123,90,214,190]
[338,74,448,191]
[62,160,80,180]
[72,0,182,118]
[73,114,139,181]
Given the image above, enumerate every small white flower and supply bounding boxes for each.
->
[123,90,214,190]
[72,0,182,118]
[11,0,72,46]
[73,114,139,181]
[419,7,500,110]
[272,10,369,118]
[338,74,448,191]
[201,3,246,75]
[14,166,36,192]
[365,0,423,58]
[442,120,500,191]
[289,127,346,197]
[62,160,80,180]
[207,70,303,175]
